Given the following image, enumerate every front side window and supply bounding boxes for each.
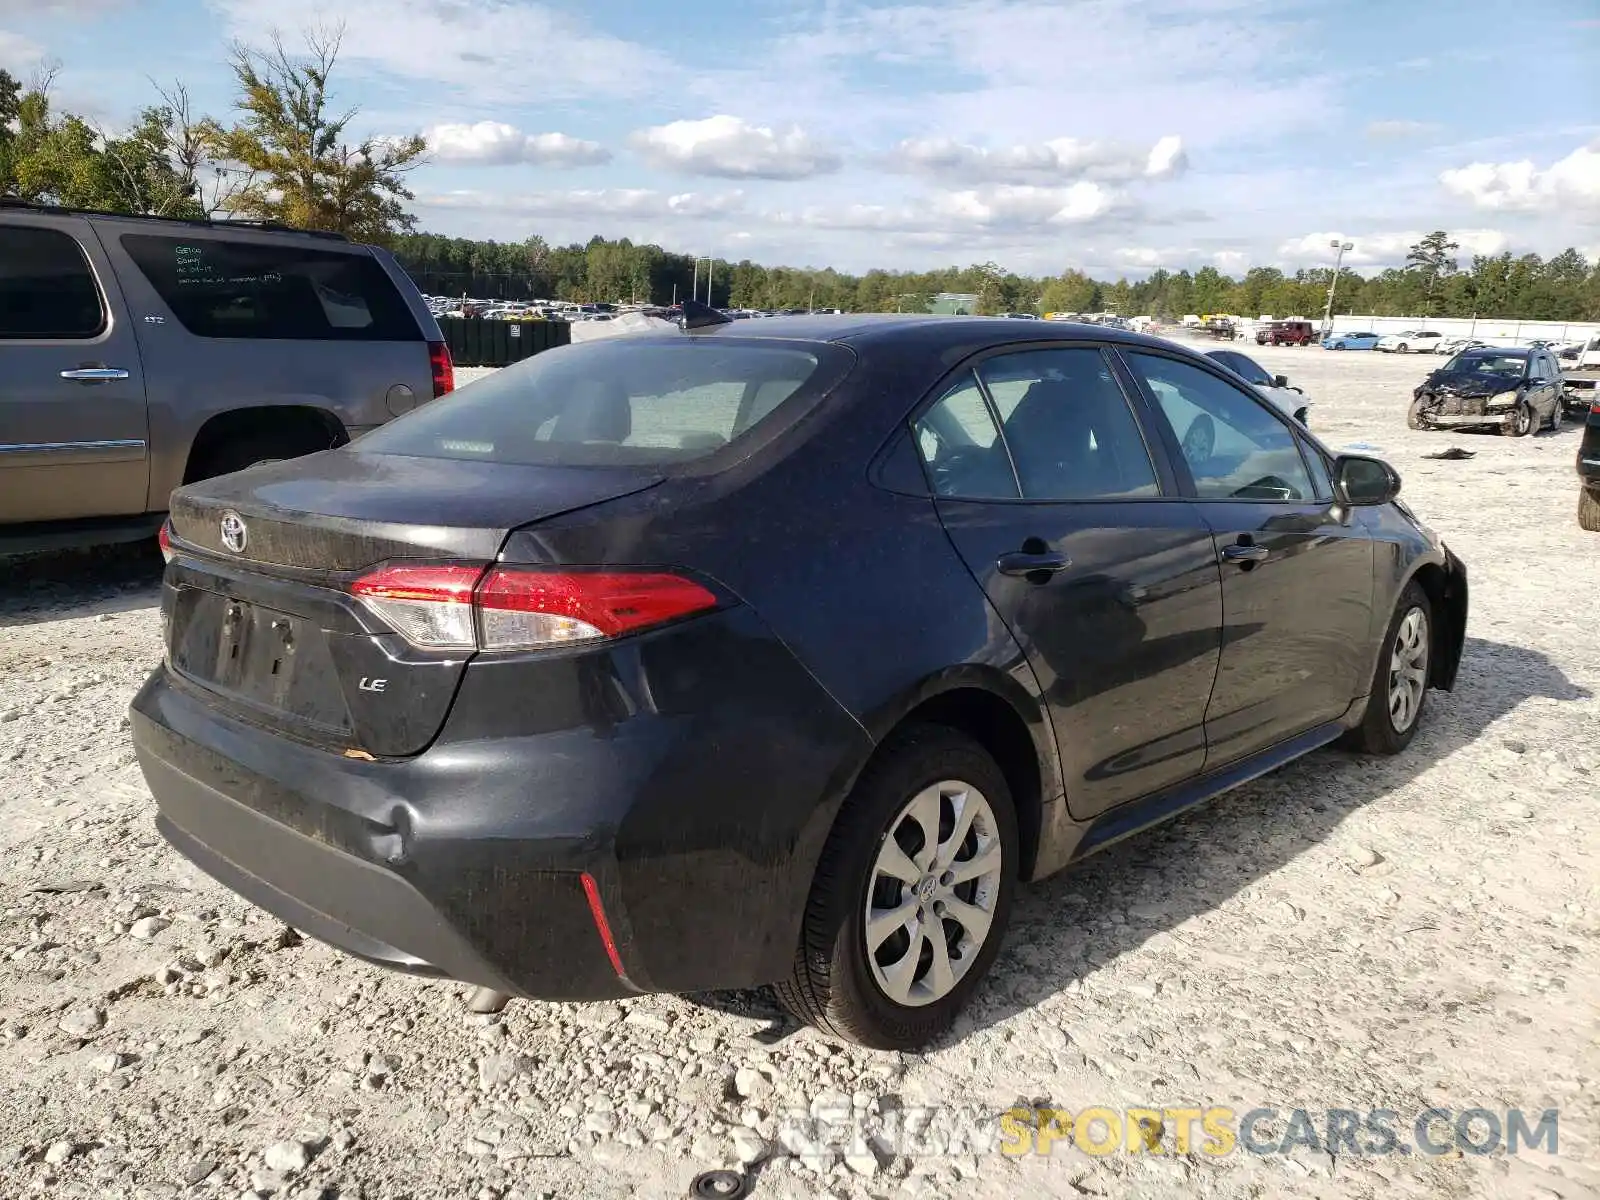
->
[1127,352,1314,502]
[979,348,1159,500]
[0,226,105,339]
[120,234,420,341]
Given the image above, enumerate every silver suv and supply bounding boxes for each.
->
[1,203,451,552]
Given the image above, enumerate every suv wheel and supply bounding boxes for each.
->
[1341,581,1431,755]
[777,725,1017,1050]
[1501,402,1534,437]
[1406,397,1432,430]
[1580,487,1600,533]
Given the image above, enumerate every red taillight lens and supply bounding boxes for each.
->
[158,521,174,564]
[475,568,718,649]
[349,564,717,652]
[428,340,455,398]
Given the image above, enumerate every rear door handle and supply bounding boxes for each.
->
[996,550,1072,578]
[60,367,131,382]
[1222,543,1270,564]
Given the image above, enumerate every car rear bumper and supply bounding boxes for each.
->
[131,605,873,1000]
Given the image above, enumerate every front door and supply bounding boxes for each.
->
[0,218,150,522]
[913,345,1223,821]
[1121,349,1375,765]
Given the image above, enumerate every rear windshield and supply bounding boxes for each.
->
[120,234,420,341]
[358,337,850,467]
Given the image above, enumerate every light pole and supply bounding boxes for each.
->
[1322,239,1353,339]
[689,256,713,305]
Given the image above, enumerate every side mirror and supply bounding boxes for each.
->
[1273,374,1289,388]
[1334,454,1400,506]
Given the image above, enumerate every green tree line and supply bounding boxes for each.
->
[395,232,1600,322]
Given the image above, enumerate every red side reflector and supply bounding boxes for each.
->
[580,872,625,978]
[157,521,174,564]
[428,340,455,398]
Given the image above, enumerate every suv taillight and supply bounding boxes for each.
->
[350,564,718,652]
[428,340,455,398]
[158,521,175,564]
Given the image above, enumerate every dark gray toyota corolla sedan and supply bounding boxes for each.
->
[132,314,1468,1049]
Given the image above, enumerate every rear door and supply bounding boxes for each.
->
[1120,349,1374,766]
[915,345,1223,820]
[0,218,150,522]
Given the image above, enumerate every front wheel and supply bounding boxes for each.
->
[1396,342,1409,353]
[1340,581,1432,755]
[777,725,1017,1050]
[1501,403,1534,437]
[1407,397,1432,430]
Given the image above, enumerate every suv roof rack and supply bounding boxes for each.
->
[0,198,351,241]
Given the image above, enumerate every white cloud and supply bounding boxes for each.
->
[422,188,747,220]
[207,0,671,102]
[889,134,1187,184]
[0,29,43,62]
[1365,119,1438,139]
[1277,229,1510,267]
[423,122,611,168]
[931,182,1121,226]
[630,115,840,180]
[1440,140,1600,212]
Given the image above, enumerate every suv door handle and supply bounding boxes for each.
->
[996,550,1072,578]
[1222,542,1270,564]
[60,367,131,382]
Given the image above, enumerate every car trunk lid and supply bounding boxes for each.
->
[163,450,663,756]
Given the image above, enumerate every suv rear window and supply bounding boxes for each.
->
[358,338,850,467]
[0,226,105,339]
[119,234,420,341]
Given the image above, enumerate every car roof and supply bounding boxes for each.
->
[675,313,1183,355]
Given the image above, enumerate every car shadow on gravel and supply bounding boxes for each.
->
[690,635,1589,1046]
[0,542,164,627]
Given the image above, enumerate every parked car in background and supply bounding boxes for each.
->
[1322,330,1381,350]
[1578,400,1600,531]
[0,202,450,554]
[1436,337,1487,358]
[1560,334,1600,414]
[132,314,1466,1051]
[1408,347,1564,436]
[1378,330,1445,353]
[1255,320,1315,346]
[1204,348,1311,424]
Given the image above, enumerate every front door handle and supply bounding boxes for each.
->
[996,550,1072,578]
[1222,542,1270,564]
[60,367,131,383]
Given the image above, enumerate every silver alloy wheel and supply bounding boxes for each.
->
[1513,404,1533,436]
[1388,606,1429,732]
[864,780,1003,1008]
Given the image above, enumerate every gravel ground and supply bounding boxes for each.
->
[2,343,1597,1200]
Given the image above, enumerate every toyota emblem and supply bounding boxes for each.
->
[219,511,248,554]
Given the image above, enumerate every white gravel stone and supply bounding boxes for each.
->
[260,1139,310,1173]
[57,1006,105,1037]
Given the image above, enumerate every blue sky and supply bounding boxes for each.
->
[5,0,1598,276]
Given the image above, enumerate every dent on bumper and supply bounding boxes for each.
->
[130,604,873,1000]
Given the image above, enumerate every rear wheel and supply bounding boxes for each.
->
[777,725,1017,1050]
[1547,401,1563,433]
[190,428,334,482]
[1340,581,1431,755]
[1580,487,1600,532]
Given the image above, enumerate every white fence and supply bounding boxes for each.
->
[1326,315,1599,347]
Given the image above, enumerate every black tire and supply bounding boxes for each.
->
[1580,487,1600,533]
[1406,397,1431,430]
[1396,342,1409,353]
[1339,580,1432,755]
[1333,343,1345,350]
[1547,401,1562,433]
[1501,402,1534,437]
[191,429,332,481]
[776,724,1018,1051]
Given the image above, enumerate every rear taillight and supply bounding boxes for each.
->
[428,340,455,398]
[350,564,718,652]
[158,521,174,564]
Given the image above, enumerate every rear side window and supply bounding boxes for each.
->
[358,338,848,467]
[0,226,105,339]
[119,234,420,341]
